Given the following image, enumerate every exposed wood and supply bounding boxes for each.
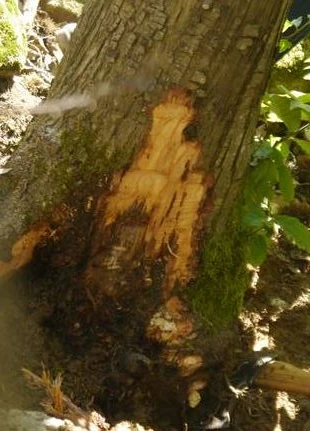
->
[255,360,310,396]
[87,89,210,298]
[0,222,50,278]
[0,202,76,278]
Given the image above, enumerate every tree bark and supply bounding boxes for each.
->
[0,0,290,384]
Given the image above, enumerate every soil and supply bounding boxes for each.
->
[0,5,310,431]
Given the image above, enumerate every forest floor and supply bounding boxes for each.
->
[0,6,310,431]
[1,248,310,431]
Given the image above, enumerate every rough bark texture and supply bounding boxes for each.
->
[0,0,290,360]
[0,0,289,243]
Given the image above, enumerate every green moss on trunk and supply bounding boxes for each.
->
[189,216,249,332]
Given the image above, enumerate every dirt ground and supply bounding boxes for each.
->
[0,5,310,431]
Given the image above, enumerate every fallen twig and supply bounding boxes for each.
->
[22,367,110,431]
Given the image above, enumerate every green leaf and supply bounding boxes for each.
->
[253,141,274,159]
[294,138,310,155]
[275,215,310,253]
[269,148,295,202]
[269,146,284,164]
[277,163,295,202]
[254,158,278,184]
[246,234,268,266]
[290,100,310,114]
[282,19,292,33]
[277,141,290,160]
[291,17,303,28]
[247,159,278,202]
[278,38,292,53]
[296,93,310,103]
[242,207,267,229]
[266,95,301,131]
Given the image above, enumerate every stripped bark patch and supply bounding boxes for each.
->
[0,204,77,279]
[102,89,210,294]
[0,223,50,278]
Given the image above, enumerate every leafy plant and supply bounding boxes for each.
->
[278,15,310,58]
[242,83,310,265]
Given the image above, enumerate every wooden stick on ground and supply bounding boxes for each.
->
[255,361,310,396]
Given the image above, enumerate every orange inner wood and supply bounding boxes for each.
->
[0,223,50,278]
[104,89,209,293]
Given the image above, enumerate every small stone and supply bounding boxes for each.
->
[55,22,77,52]
[191,70,207,85]
[40,0,83,23]
[0,409,51,431]
[196,89,208,98]
[202,0,213,10]
[270,297,288,310]
[188,390,201,408]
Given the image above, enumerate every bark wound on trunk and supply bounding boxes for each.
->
[85,89,211,354]
[0,1,292,380]
[0,203,76,277]
[0,223,49,277]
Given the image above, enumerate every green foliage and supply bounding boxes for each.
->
[191,17,310,331]
[242,80,310,265]
[293,138,310,154]
[275,215,310,252]
[264,94,301,131]
[279,16,310,59]
[278,37,292,55]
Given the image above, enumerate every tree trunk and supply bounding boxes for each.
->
[0,0,291,425]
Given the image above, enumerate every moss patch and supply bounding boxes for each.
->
[6,0,19,15]
[60,119,136,180]
[189,217,249,332]
[0,1,27,76]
